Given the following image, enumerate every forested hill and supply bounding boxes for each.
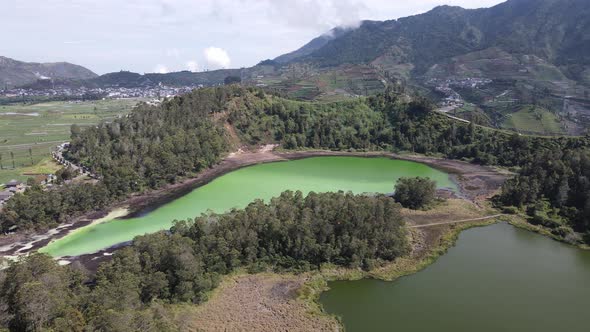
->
[0,56,97,88]
[280,0,590,82]
[84,68,242,88]
[3,87,590,329]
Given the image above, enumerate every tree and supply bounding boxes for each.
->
[56,167,77,184]
[224,76,241,85]
[393,177,437,209]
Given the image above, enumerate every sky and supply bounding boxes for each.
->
[0,0,505,74]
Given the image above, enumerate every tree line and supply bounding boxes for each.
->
[0,191,409,331]
[229,87,590,168]
[497,149,590,244]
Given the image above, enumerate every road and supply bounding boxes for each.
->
[410,214,505,228]
[434,105,471,124]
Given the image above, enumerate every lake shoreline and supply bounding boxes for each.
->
[0,147,506,264]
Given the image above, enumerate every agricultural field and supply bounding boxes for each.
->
[252,64,387,102]
[0,98,142,184]
[502,105,566,136]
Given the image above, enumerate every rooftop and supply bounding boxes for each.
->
[6,179,22,186]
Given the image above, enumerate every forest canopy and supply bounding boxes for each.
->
[0,191,409,331]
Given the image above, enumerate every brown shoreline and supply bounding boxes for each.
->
[0,147,507,265]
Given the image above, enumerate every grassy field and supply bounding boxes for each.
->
[0,98,142,184]
[502,105,565,135]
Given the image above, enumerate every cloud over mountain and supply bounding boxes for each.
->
[204,47,231,69]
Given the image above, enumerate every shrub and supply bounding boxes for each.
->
[393,177,436,210]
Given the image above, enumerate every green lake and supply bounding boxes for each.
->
[41,156,456,257]
[320,223,590,332]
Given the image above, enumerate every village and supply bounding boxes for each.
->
[0,143,91,209]
[426,77,493,107]
[0,82,203,102]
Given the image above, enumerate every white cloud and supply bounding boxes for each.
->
[203,47,231,69]
[186,60,199,72]
[265,0,366,31]
[154,64,169,74]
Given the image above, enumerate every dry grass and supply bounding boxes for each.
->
[176,273,339,332]
[401,199,487,227]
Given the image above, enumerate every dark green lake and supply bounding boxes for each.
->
[320,223,590,332]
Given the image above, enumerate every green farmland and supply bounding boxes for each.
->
[0,99,142,184]
[502,105,565,136]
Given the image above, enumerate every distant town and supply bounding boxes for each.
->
[426,77,493,107]
[0,82,203,101]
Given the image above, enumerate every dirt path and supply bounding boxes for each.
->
[434,106,470,124]
[410,214,505,228]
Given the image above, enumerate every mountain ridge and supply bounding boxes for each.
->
[281,0,590,79]
[0,56,97,88]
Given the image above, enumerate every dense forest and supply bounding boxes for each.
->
[497,149,590,243]
[229,87,590,168]
[0,182,112,231]
[0,191,408,331]
[67,88,230,190]
[393,177,437,210]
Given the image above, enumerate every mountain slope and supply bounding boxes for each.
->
[274,27,353,64]
[0,56,97,88]
[284,0,590,78]
[271,0,590,134]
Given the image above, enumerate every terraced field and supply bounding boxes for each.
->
[502,105,565,136]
